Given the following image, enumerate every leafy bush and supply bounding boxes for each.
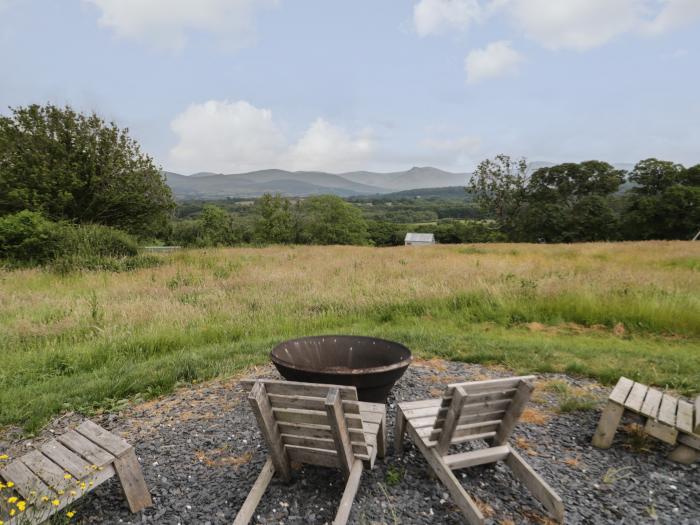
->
[67,224,139,258]
[0,210,154,272]
[0,210,65,263]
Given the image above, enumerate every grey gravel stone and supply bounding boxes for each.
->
[7,361,699,524]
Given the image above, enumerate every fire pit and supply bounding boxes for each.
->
[270,335,412,403]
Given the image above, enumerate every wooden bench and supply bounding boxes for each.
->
[234,379,386,525]
[395,376,564,525]
[592,377,700,464]
[0,420,152,524]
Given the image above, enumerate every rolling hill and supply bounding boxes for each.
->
[164,167,468,199]
[164,163,635,200]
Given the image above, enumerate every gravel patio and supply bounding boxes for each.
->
[3,360,698,524]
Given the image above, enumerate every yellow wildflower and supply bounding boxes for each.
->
[41,496,50,502]
[63,474,72,480]
[57,489,65,495]
[7,496,17,503]
[79,481,87,489]
[51,499,60,506]
[0,483,5,490]
[6,481,14,488]
[9,510,15,517]
[1,519,4,525]
[17,500,26,512]
[0,454,8,460]
[66,510,76,518]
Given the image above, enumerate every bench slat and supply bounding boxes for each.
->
[640,388,663,419]
[446,376,535,394]
[6,466,115,525]
[676,400,694,434]
[76,420,132,458]
[285,445,340,468]
[609,377,635,405]
[251,380,358,401]
[267,394,361,415]
[20,450,74,492]
[658,394,678,427]
[694,397,700,434]
[397,398,442,411]
[277,422,334,440]
[40,439,93,479]
[58,430,115,467]
[0,459,52,500]
[624,383,648,412]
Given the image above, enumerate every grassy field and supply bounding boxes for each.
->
[2,241,699,433]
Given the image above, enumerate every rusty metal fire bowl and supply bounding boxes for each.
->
[270,335,412,403]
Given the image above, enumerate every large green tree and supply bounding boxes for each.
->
[299,195,369,245]
[253,193,298,243]
[623,158,700,239]
[0,104,174,234]
[466,154,529,238]
[468,156,625,242]
[522,161,625,242]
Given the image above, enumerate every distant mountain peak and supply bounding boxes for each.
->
[164,166,470,199]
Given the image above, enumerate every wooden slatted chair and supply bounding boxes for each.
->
[592,377,700,464]
[0,420,151,525]
[394,376,564,525]
[234,379,386,525]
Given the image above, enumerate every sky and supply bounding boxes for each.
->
[1,0,699,175]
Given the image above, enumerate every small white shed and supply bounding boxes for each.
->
[404,232,435,246]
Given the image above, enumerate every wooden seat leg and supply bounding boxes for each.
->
[668,444,700,465]
[333,459,363,525]
[407,424,483,524]
[113,448,153,513]
[233,457,276,525]
[505,448,565,523]
[592,401,624,449]
[377,412,387,459]
[394,408,406,456]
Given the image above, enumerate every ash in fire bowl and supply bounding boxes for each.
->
[270,335,412,403]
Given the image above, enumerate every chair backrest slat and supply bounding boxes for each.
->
[429,376,536,451]
[246,380,369,470]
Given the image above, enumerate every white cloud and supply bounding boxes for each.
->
[414,0,700,52]
[413,0,482,36]
[507,0,642,50]
[287,119,374,172]
[169,100,286,173]
[644,0,700,35]
[169,100,376,173]
[84,0,276,50]
[465,40,523,83]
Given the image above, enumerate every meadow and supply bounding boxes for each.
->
[1,241,699,433]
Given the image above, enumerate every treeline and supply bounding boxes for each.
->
[468,156,699,242]
[166,196,502,248]
[168,194,370,247]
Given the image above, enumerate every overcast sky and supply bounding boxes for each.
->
[1,0,699,174]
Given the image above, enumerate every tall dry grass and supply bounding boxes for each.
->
[1,241,698,431]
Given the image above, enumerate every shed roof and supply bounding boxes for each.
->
[405,232,435,242]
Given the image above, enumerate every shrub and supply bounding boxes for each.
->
[0,210,65,263]
[0,210,150,272]
[67,224,139,258]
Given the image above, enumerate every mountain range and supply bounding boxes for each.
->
[164,162,635,200]
[164,167,469,199]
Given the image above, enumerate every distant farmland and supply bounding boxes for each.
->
[1,241,698,432]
